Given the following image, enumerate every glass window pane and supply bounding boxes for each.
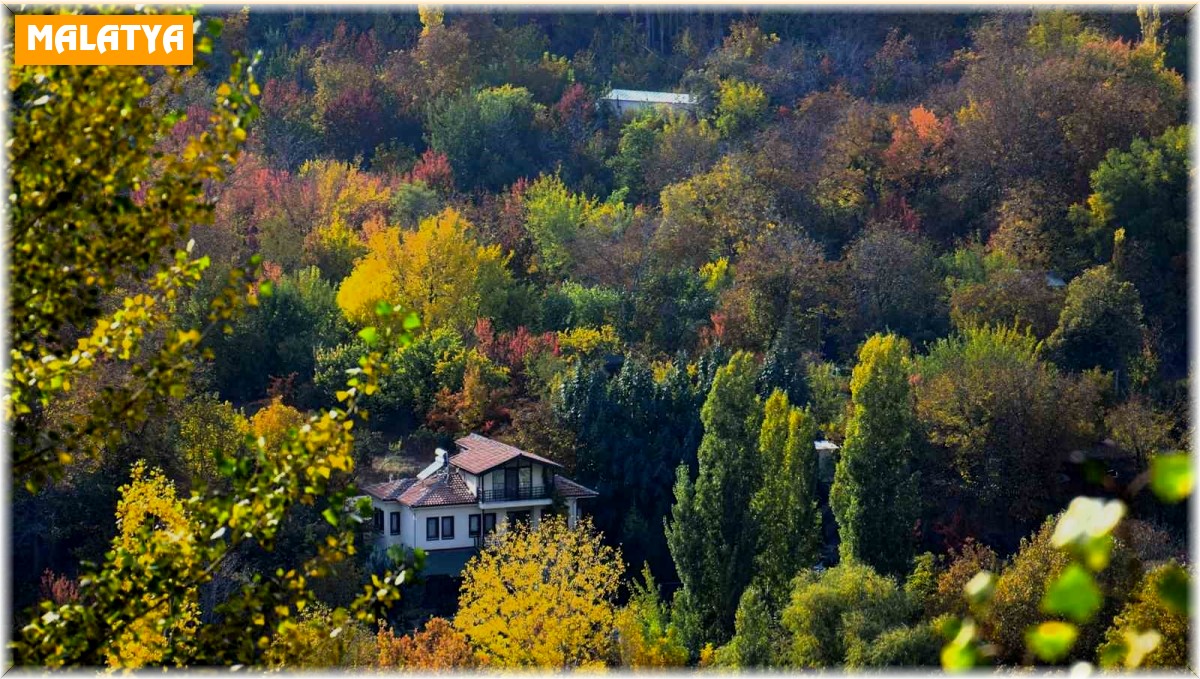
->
[469,515,480,537]
[426,517,439,540]
[442,516,454,539]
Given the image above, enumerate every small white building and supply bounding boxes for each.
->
[362,434,597,559]
[602,88,697,117]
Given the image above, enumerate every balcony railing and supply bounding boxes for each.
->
[480,485,551,503]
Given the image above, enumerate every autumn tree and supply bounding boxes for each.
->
[376,617,479,669]
[6,11,257,490]
[104,462,201,668]
[1097,562,1190,668]
[656,156,780,269]
[982,517,1142,665]
[714,78,768,138]
[830,334,921,576]
[665,351,763,645]
[454,516,623,669]
[7,13,418,665]
[841,227,947,349]
[172,395,249,486]
[752,390,821,609]
[915,325,1105,534]
[336,208,510,333]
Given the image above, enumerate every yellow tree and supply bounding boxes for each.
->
[106,462,200,668]
[336,208,510,332]
[249,397,307,452]
[454,516,624,669]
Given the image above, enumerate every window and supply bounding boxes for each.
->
[426,516,440,540]
[469,514,481,538]
[483,512,496,534]
[373,508,384,532]
[390,512,401,536]
[442,516,455,540]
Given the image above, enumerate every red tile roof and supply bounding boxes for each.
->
[553,475,598,498]
[450,434,562,475]
[362,478,416,502]
[362,471,476,508]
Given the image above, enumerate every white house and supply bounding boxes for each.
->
[602,88,697,116]
[362,434,598,557]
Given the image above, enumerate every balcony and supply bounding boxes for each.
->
[480,484,551,504]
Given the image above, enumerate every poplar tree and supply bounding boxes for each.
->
[829,334,921,576]
[665,351,763,645]
[752,390,821,608]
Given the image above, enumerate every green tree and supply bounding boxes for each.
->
[716,584,776,667]
[555,357,707,579]
[1047,265,1144,376]
[426,85,543,191]
[665,351,763,645]
[1074,125,1188,366]
[829,334,920,576]
[781,561,915,668]
[752,390,821,609]
[206,266,349,402]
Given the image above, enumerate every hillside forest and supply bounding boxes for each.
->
[6,5,1194,670]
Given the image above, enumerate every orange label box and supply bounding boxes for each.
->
[15,15,194,66]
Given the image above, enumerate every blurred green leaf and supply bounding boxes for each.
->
[358,326,379,347]
[1027,621,1078,663]
[322,507,339,527]
[941,642,977,672]
[1149,453,1192,503]
[1043,564,1102,623]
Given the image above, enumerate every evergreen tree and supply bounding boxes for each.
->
[665,351,764,645]
[829,334,921,576]
[758,310,809,405]
[752,390,821,609]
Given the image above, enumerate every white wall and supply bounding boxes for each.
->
[372,498,411,551]
[411,505,480,551]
